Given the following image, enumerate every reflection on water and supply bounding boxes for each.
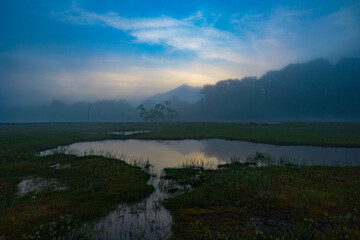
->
[42,139,360,239]
[108,130,152,136]
[52,139,360,169]
[88,176,173,240]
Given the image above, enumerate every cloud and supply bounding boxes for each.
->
[56,3,360,70]
[55,6,248,63]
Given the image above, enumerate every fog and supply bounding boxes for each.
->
[1,57,359,122]
[1,1,360,122]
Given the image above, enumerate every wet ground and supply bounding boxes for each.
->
[40,139,360,239]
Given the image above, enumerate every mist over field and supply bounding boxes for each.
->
[1,57,360,122]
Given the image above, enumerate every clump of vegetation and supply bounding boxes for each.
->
[0,154,154,239]
[164,158,360,239]
[220,152,293,168]
[162,158,219,193]
[180,158,218,170]
[137,100,178,121]
[128,157,152,171]
[21,214,79,240]
[163,168,203,187]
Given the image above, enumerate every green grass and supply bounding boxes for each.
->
[140,122,360,147]
[163,168,203,187]
[0,154,153,239]
[0,123,159,239]
[1,122,360,239]
[163,161,360,239]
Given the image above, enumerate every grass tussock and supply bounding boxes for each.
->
[164,157,360,239]
[0,154,154,239]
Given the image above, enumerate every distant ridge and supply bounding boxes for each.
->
[146,84,203,104]
[189,57,360,121]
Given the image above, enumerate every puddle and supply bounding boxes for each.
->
[49,163,71,169]
[108,130,151,136]
[17,177,67,197]
[87,174,174,240]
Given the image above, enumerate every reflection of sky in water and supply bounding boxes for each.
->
[58,139,360,169]
[108,130,152,136]
[88,176,173,240]
[58,140,221,173]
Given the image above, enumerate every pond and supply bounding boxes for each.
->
[46,139,360,170]
[108,130,152,136]
[41,139,360,239]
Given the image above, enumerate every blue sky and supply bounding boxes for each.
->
[1,0,359,106]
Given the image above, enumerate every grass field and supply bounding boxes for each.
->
[0,123,156,239]
[164,157,360,239]
[140,122,360,147]
[0,122,359,239]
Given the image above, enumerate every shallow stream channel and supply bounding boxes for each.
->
[40,139,360,239]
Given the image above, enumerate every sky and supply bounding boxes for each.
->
[0,0,359,106]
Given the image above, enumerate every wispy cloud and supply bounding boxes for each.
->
[54,6,248,63]
[55,3,359,69]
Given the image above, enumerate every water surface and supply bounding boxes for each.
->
[108,130,152,136]
[51,139,360,169]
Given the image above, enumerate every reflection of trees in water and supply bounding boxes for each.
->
[201,139,360,166]
[201,140,266,162]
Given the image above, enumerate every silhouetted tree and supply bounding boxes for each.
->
[137,101,178,121]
